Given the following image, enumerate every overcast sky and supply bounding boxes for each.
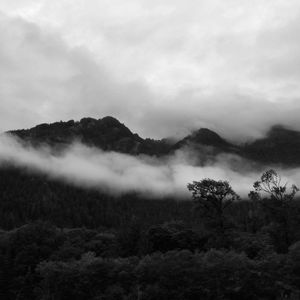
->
[1,0,300,140]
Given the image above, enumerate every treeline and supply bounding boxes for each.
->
[0,166,300,299]
[0,166,196,230]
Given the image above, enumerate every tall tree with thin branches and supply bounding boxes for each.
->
[249,169,299,252]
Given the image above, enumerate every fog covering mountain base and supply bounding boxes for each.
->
[0,132,299,198]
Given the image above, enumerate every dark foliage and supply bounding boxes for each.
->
[0,166,196,230]
[244,125,300,165]
[9,117,300,166]
[9,116,172,156]
[1,164,300,299]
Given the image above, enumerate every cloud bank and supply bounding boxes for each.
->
[1,134,299,198]
[1,1,300,141]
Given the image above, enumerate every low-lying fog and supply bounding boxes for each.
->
[0,134,299,198]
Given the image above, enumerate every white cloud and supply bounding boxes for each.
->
[0,1,300,140]
[1,134,299,198]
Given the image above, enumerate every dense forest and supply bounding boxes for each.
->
[0,165,300,299]
[1,117,300,299]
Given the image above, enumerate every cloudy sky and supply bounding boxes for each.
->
[1,0,300,141]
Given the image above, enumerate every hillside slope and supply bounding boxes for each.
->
[8,117,300,166]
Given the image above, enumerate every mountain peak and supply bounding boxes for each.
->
[9,116,172,155]
[79,117,97,126]
[170,127,233,156]
[180,127,230,148]
[243,125,300,165]
[267,125,300,140]
[190,128,228,146]
[79,116,122,128]
[9,116,142,152]
[8,117,300,166]
[100,116,121,126]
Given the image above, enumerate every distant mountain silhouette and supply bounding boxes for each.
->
[243,125,300,165]
[9,116,171,155]
[8,117,300,166]
[172,128,237,151]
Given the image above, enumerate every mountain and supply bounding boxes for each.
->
[243,125,300,165]
[172,128,238,152]
[8,117,300,166]
[9,116,171,155]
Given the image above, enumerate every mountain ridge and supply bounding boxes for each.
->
[7,116,300,166]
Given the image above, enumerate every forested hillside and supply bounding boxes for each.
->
[0,165,300,299]
[9,117,300,166]
[2,118,300,299]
